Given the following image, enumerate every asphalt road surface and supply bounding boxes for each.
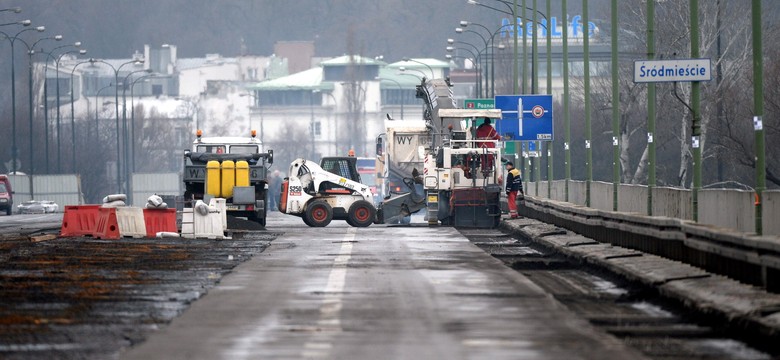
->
[120,212,647,360]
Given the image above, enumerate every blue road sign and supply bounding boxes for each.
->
[494,95,554,141]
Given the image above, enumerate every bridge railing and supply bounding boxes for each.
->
[516,188,780,292]
[525,180,780,236]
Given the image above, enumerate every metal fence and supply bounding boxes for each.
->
[7,174,84,212]
[131,173,181,207]
[6,173,183,212]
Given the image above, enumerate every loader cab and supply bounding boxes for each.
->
[319,157,360,183]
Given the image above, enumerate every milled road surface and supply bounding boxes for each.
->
[0,216,277,360]
[120,213,647,360]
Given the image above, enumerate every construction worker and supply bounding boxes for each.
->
[476,117,500,148]
[348,148,355,157]
[476,117,501,172]
[505,161,523,219]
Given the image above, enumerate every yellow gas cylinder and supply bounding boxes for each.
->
[206,160,221,197]
[221,160,236,198]
[235,160,250,187]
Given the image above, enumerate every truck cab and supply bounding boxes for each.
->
[183,130,274,226]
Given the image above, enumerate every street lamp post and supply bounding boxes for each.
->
[446,53,478,97]
[401,57,434,79]
[121,68,152,204]
[89,58,145,193]
[42,43,84,173]
[69,58,94,173]
[450,34,505,97]
[130,74,154,173]
[752,0,766,234]
[27,33,62,181]
[446,44,482,96]
[466,0,519,93]
[376,77,404,119]
[453,30,485,96]
[52,46,85,173]
[95,83,115,167]
[0,7,22,14]
[398,66,427,79]
[458,21,495,96]
[1,24,39,174]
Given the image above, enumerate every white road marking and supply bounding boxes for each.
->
[302,227,355,357]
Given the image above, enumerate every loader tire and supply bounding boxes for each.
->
[304,200,333,227]
[302,214,314,227]
[346,200,376,228]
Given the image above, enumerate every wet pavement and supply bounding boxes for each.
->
[0,227,277,360]
[120,213,647,360]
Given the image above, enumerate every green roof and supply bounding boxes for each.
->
[247,67,334,91]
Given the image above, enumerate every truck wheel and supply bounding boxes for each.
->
[347,200,376,227]
[304,200,332,227]
[302,215,314,227]
[248,212,266,227]
[5,208,10,216]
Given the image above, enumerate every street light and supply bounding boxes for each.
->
[457,21,509,97]
[0,23,39,174]
[27,32,62,179]
[375,76,405,119]
[42,42,84,173]
[130,74,155,173]
[398,66,427,79]
[0,7,22,14]
[449,37,484,96]
[0,19,29,27]
[122,68,152,202]
[446,45,482,96]
[401,57,434,79]
[458,21,492,96]
[467,0,518,93]
[69,58,94,173]
[95,83,115,170]
[89,57,145,193]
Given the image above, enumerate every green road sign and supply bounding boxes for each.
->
[463,98,494,109]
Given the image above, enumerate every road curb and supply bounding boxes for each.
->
[499,217,780,340]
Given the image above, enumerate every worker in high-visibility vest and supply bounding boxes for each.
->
[505,162,524,219]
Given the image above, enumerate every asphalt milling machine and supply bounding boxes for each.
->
[375,78,505,228]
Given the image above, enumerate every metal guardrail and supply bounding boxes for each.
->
[518,196,780,292]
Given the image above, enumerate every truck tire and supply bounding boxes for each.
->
[248,212,266,227]
[5,207,10,216]
[346,200,376,228]
[304,200,333,227]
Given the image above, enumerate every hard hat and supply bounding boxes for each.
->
[348,149,355,157]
